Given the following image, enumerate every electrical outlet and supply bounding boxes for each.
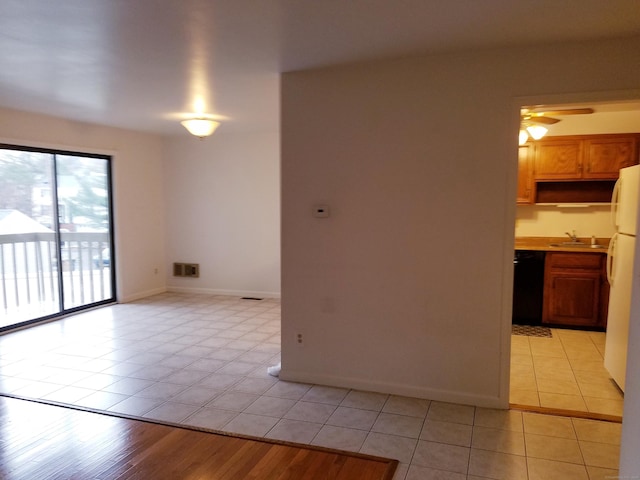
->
[297,333,303,345]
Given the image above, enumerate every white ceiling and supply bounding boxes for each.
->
[1,0,639,136]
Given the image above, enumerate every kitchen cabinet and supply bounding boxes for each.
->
[516,145,533,204]
[542,251,608,328]
[533,134,639,181]
[534,137,583,180]
[516,133,640,204]
[583,136,639,179]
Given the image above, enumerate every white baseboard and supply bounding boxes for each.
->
[279,368,507,409]
[167,286,281,299]
[119,287,168,303]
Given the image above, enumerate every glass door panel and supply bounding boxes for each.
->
[56,154,113,310]
[0,145,114,330]
[0,148,59,327]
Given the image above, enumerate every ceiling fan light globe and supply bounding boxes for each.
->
[526,125,548,140]
[519,129,529,145]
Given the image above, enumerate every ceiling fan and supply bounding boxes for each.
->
[519,107,595,144]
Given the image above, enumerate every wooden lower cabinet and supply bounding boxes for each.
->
[542,252,609,328]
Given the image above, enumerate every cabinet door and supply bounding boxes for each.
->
[542,252,607,328]
[543,271,601,327]
[583,136,638,179]
[534,139,582,180]
[516,145,533,204]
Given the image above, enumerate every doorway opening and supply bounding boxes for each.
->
[510,99,640,420]
[0,144,116,331]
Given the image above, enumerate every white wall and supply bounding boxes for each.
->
[163,131,280,298]
[621,223,640,473]
[0,107,281,301]
[515,205,614,238]
[0,107,167,302]
[280,36,640,412]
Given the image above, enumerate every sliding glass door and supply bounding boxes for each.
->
[0,145,115,330]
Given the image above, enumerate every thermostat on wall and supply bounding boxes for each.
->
[313,205,330,218]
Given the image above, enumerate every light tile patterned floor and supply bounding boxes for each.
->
[510,328,625,417]
[0,293,622,479]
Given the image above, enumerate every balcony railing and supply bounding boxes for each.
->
[0,232,112,328]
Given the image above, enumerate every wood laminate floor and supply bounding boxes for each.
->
[0,395,397,480]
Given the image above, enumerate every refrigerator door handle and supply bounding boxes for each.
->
[611,177,621,229]
[606,232,618,286]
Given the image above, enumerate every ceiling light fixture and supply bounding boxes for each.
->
[526,124,548,140]
[518,123,548,145]
[518,129,529,146]
[181,118,220,138]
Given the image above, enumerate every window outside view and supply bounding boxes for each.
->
[0,146,114,329]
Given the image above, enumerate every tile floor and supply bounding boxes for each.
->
[510,328,625,417]
[0,293,622,479]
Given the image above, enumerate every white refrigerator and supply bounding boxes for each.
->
[605,164,640,392]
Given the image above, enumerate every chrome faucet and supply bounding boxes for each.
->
[565,230,578,242]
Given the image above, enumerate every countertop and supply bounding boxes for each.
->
[515,236,610,253]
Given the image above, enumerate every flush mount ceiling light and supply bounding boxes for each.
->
[181,118,220,138]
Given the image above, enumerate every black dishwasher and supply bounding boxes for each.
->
[512,250,545,325]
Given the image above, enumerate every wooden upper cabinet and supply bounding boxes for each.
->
[583,136,639,179]
[516,145,533,204]
[533,134,639,182]
[517,133,639,204]
[533,138,582,180]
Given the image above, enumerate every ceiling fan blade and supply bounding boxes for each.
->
[532,108,595,116]
[526,116,561,125]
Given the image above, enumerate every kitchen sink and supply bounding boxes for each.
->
[548,242,607,249]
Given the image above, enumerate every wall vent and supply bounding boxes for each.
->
[173,262,200,278]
